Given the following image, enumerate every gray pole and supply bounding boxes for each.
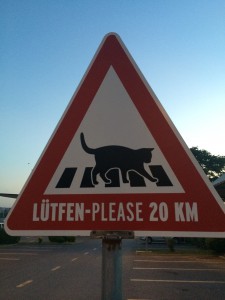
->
[102,235,122,300]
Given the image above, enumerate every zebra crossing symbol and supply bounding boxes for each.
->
[55,133,173,189]
[56,165,173,189]
[5,33,225,237]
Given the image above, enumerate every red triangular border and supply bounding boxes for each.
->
[6,33,225,236]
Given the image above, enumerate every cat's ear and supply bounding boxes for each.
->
[149,148,154,152]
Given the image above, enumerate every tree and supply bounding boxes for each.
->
[190,147,225,181]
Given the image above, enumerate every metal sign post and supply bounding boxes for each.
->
[102,235,122,300]
[91,231,134,300]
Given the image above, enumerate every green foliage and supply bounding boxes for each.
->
[166,237,175,252]
[205,238,225,254]
[188,238,206,248]
[66,236,76,243]
[38,237,43,244]
[190,147,225,181]
[48,236,66,243]
[0,229,20,244]
[189,238,225,254]
[48,236,76,243]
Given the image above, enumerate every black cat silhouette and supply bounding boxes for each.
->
[80,133,158,185]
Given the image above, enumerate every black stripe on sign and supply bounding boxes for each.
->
[129,171,146,187]
[55,168,77,188]
[149,165,173,186]
[80,167,94,188]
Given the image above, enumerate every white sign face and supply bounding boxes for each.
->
[45,67,184,195]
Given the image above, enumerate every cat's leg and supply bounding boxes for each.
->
[121,170,129,183]
[139,167,158,183]
[92,166,100,185]
[99,170,111,184]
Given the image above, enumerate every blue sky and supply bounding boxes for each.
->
[1,0,225,207]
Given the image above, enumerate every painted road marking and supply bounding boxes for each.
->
[71,257,78,262]
[134,259,225,264]
[133,267,225,271]
[0,257,20,261]
[51,266,61,271]
[131,279,225,284]
[0,252,38,256]
[15,247,50,251]
[16,280,33,288]
[93,248,97,251]
[84,252,89,255]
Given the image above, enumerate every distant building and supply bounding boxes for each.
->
[0,207,10,223]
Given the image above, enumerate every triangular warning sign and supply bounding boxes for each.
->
[6,33,225,237]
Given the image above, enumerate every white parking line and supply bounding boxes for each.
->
[0,257,20,261]
[51,266,61,271]
[131,279,225,284]
[16,248,50,252]
[134,259,225,264]
[0,252,38,256]
[16,280,33,288]
[84,252,89,255]
[134,259,197,263]
[133,267,225,271]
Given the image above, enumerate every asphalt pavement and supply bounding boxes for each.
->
[1,237,225,300]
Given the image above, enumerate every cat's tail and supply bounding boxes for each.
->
[80,133,95,154]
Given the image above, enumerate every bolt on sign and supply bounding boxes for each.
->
[5,33,225,237]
